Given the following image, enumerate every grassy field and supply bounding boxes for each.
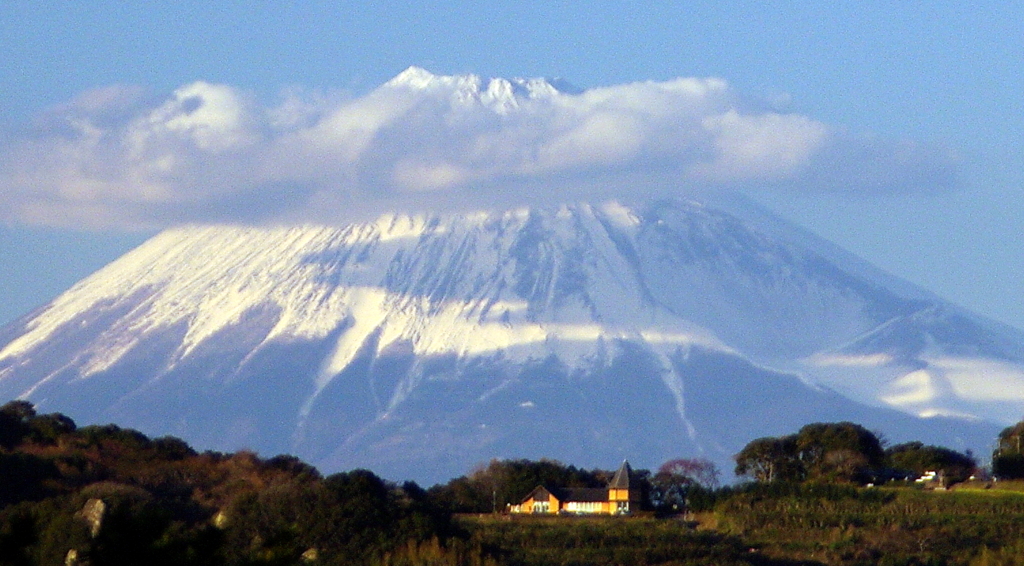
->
[454,485,1024,566]
[457,514,818,566]
[712,485,1024,565]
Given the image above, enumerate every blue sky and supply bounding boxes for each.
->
[1,2,1023,329]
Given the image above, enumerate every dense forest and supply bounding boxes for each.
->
[3,400,1024,565]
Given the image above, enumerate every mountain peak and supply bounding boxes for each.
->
[385,66,441,89]
[384,66,565,113]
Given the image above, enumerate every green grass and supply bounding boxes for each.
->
[458,514,820,566]
[954,480,1024,494]
[712,485,1024,565]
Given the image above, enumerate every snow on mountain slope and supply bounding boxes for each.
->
[0,198,1018,482]
[802,304,1024,423]
[385,66,565,113]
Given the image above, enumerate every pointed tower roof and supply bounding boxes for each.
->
[609,460,633,489]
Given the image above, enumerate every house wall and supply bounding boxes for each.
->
[563,501,611,514]
[547,493,560,513]
[609,489,641,502]
[512,494,561,514]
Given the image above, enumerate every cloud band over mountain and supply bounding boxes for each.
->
[0,67,957,229]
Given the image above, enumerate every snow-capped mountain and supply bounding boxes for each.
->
[385,66,570,111]
[0,198,1019,483]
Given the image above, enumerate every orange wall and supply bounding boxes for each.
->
[609,488,640,502]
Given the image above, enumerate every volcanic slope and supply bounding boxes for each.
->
[0,199,1018,482]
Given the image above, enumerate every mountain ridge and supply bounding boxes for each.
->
[0,197,1019,482]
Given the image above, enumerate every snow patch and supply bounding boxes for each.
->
[807,353,895,367]
[599,201,641,228]
[935,357,1024,402]
[881,370,937,406]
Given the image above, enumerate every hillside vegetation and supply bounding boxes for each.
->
[0,401,458,565]
[4,400,1024,565]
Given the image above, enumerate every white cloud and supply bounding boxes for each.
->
[132,82,255,153]
[692,110,830,181]
[0,67,958,229]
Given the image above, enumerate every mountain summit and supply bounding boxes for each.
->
[385,66,568,111]
[0,198,1019,482]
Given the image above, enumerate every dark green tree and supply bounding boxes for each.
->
[734,436,802,482]
[993,421,1024,479]
[428,458,607,513]
[886,441,976,485]
[736,422,886,484]
[795,422,884,483]
[0,400,36,449]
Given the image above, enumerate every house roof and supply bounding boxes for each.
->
[520,485,555,504]
[519,485,609,504]
[608,460,633,489]
[559,487,608,502]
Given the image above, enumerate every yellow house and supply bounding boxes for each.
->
[509,461,642,515]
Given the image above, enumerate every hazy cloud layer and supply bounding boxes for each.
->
[0,67,958,229]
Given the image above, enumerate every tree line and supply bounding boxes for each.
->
[4,397,1024,564]
[734,419,1024,487]
[0,401,459,565]
[426,456,719,515]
